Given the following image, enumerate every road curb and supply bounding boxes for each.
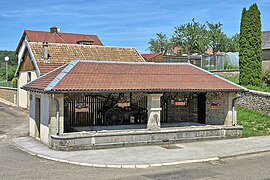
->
[11,138,220,168]
[219,150,270,159]
[11,137,270,169]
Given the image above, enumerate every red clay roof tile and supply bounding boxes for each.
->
[16,29,103,52]
[23,61,245,93]
[141,53,162,61]
[28,43,144,74]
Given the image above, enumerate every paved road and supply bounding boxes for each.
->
[1,102,270,180]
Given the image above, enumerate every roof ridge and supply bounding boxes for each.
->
[76,60,191,65]
[25,29,98,36]
[27,41,137,49]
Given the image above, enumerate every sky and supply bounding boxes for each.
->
[0,0,269,53]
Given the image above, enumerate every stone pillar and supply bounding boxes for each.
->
[224,92,237,126]
[49,94,64,135]
[147,94,163,130]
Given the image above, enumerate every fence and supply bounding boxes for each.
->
[0,81,16,88]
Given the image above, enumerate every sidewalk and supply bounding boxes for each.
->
[12,136,270,168]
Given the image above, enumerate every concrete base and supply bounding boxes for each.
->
[50,125,243,151]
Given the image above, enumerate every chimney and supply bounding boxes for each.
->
[42,42,49,60]
[50,26,58,33]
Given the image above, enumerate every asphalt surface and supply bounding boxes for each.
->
[1,102,270,180]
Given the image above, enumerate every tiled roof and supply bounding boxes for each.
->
[16,30,103,52]
[23,60,246,93]
[37,63,64,75]
[24,65,67,90]
[141,53,161,60]
[262,31,270,49]
[28,43,145,74]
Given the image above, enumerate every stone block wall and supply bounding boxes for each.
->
[50,126,243,150]
[212,70,239,78]
[166,92,198,123]
[0,87,17,104]
[237,90,270,114]
[206,92,227,125]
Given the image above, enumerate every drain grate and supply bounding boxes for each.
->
[160,144,182,149]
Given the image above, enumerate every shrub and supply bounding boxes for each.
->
[11,78,17,88]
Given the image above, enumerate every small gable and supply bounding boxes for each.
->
[19,48,36,72]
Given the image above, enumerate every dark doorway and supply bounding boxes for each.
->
[35,98,41,137]
[197,93,206,124]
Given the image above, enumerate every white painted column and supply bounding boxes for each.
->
[147,94,163,130]
[224,92,237,126]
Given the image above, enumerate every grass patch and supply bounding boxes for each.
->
[237,106,270,137]
[225,75,270,92]
[226,76,239,84]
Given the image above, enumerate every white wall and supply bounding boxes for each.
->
[18,71,37,108]
[29,92,51,145]
[29,93,38,138]
[40,94,50,145]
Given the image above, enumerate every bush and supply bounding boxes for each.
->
[11,78,17,88]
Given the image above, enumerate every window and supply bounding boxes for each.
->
[27,72,31,82]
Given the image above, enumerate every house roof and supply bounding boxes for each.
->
[262,31,270,50]
[22,60,247,93]
[16,29,103,52]
[20,42,145,75]
[37,63,64,75]
[141,53,161,61]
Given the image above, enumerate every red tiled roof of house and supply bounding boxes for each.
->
[23,61,246,93]
[26,42,144,75]
[16,29,103,52]
[141,53,161,61]
[37,63,64,75]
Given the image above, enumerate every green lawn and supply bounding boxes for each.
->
[237,106,270,137]
[226,75,270,92]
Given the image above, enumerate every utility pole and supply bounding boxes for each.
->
[5,56,9,81]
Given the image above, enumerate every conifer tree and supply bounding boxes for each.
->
[239,4,262,86]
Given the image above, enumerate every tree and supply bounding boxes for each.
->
[172,18,209,55]
[0,63,16,81]
[147,33,172,55]
[239,4,262,86]
[206,22,228,53]
[0,50,17,66]
[226,33,240,52]
[0,50,17,81]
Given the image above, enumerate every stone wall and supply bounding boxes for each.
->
[237,90,270,114]
[165,92,198,123]
[0,87,17,104]
[50,126,243,150]
[206,92,227,125]
[164,92,232,125]
[211,70,239,78]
